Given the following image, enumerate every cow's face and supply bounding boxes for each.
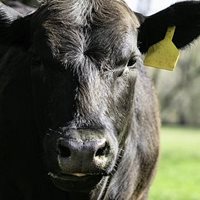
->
[1,0,200,197]
[30,1,140,191]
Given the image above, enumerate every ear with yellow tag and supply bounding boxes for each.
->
[144,26,180,71]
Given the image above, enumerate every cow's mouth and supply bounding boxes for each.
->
[48,172,105,192]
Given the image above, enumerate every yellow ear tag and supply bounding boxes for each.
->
[144,26,180,71]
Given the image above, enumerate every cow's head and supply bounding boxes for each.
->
[29,1,141,192]
[1,0,200,198]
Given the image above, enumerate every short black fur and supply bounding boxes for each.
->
[0,1,200,200]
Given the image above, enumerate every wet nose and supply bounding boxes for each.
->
[57,137,111,173]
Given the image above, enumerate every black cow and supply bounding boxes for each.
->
[0,1,200,200]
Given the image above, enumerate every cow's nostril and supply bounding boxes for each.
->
[58,143,71,158]
[95,142,110,157]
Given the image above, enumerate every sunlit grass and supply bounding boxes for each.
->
[149,126,200,200]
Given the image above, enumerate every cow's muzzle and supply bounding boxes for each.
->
[57,137,110,173]
[45,129,118,191]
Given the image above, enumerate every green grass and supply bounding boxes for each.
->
[149,126,200,200]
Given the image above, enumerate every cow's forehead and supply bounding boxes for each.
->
[37,0,139,32]
[38,0,139,25]
[34,0,139,65]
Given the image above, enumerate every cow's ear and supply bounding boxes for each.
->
[0,2,31,49]
[138,1,200,54]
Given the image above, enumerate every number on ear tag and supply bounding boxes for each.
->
[144,26,180,71]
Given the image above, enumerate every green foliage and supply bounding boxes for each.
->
[149,126,200,200]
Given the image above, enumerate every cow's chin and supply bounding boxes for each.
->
[48,172,105,192]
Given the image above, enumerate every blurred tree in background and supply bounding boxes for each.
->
[148,42,200,126]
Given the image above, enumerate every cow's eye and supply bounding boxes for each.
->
[127,57,136,67]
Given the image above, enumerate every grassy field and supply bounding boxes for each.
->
[149,126,200,200]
